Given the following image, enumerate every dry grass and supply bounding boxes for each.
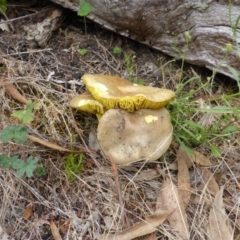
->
[0,2,240,240]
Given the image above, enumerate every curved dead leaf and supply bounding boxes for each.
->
[208,186,233,240]
[199,167,219,196]
[28,135,72,152]
[4,82,28,104]
[157,177,189,239]
[28,134,80,153]
[176,147,212,168]
[96,209,173,240]
[177,148,191,208]
[22,205,33,220]
[193,151,212,167]
[28,135,95,153]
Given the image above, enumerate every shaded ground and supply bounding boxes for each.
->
[0,1,240,240]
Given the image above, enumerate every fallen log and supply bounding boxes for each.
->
[51,0,240,78]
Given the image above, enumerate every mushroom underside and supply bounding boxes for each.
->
[82,74,175,111]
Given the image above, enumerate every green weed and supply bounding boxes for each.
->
[0,102,45,177]
[64,153,84,182]
[113,46,123,54]
[78,0,92,34]
[169,77,240,156]
[172,31,191,81]
[79,48,88,56]
[0,0,7,13]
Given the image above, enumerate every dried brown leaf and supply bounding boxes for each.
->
[22,205,33,220]
[50,221,62,240]
[177,148,191,208]
[28,135,78,153]
[157,178,189,239]
[96,209,173,240]
[200,167,219,196]
[134,169,161,181]
[193,151,212,167]
[176,147,212,167]
[4,82,28,104]
[208,186,233,240]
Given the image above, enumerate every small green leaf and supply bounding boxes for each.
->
[12,109,34,124]
[79,49,87,56]
[184,120,206,131]
[113,46,123,54]
[13,156,39,178]
[197,106,238,114]
[12,158,25,170]
[12,101,40,124]
[0,155,23,169]
[15,168,26,178]
[78,0,92,16]
[220,125,239,135]
[0,154,12,168]
[25,101,41,111]
[210,145,221,158]
[0,125,28,143]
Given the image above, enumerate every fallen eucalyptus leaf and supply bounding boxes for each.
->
[96,209,173,240]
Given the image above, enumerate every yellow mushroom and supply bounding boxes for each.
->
[97,108,173,165]
[70,91,104,119]
[82,74,175,112]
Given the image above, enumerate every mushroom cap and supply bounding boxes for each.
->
[70,91,104,115]
[97,108,173,165]
[82,74,175,112]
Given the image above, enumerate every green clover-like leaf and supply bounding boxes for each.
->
[0,125,28,143]
[12,101,40,124]
[12,109,33,124]
[0,154,19,168]
[13,156,39,178]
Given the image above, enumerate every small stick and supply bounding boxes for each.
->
[0,7,53,25]
[0,48,53,57]
[108,155,130,228]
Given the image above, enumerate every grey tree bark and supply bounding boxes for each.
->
[51,0,240,78]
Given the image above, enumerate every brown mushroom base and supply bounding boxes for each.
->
[97,108,173,165]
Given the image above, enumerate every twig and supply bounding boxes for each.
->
[108,155,130,228]
[0,7,53,25]
[0,48,53,57]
